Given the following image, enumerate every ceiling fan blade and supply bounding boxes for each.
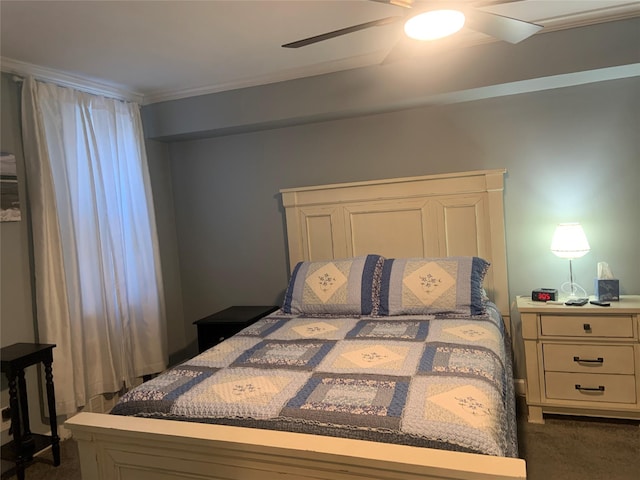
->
[282,16,403,48]
[465,10,543,44]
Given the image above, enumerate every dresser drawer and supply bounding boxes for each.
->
[540,315,634,338]
[545,372,637,404]
[543,344,635,374]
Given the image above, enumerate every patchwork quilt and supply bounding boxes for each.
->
[112,303,518,458]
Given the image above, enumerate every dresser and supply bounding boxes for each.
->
[517,295,640,423]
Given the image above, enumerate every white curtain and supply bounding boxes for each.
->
[21,77,167,415]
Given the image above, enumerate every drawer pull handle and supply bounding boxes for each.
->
[583,323,592,332]
[575,384,605,393]
[573,356,604,364]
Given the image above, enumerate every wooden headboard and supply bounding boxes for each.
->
[280,169,510,330]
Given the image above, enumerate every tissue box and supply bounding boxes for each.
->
[594,279,619,301]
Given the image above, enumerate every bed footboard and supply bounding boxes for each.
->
[66,412,526,480]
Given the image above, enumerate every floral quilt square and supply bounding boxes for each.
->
[317,340,423,376]
[266,318,358,341]
[111,365,216,415]
[305,262,348,304]
[402,261,457,306]
[281,373,409,430]
[170,367,311,419]
[183,337,262,368]
[236,316,290,338]
[346,319,430,341]
[231,340,335,370]
[427,318,503,352]
[417,342,504,391]
[402,376,505,456]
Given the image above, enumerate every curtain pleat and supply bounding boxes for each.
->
[21,77,167,415]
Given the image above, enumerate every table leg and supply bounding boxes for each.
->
[527,405,545,424]
[17,369,35,454]
[8,374,25,480]
[44,360,60,466]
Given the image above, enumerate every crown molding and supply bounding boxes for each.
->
[142,5,640,105]
[2,4,638,106]
[0,57,144,103]
[141,50,386,105]
[535,2,640,32]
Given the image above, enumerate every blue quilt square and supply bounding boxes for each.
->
[231,340,335,370]
[346,320,430,341]
[237,317,289,337]
[418,342,504,391]
[282,373,409,429]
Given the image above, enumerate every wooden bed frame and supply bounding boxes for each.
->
[66,169,526,480]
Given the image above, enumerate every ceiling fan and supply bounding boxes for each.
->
[282,0,543,49]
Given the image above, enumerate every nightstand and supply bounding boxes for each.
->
[517,295,640,424]
[1,343,60,480]
[193,305,279,353]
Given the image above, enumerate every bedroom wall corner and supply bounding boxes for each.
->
[144,139,191,365]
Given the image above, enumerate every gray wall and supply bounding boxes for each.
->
[160,77,640,376]
[144,18,640,373]
[144,139,187,365]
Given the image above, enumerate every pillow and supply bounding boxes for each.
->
[378,256,490,316]
[282,254,384,315]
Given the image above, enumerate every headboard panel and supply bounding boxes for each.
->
[280,169,510,329]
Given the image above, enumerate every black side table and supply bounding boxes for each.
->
[193,306,279,353]
[1,343,60,480]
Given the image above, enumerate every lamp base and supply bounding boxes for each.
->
[559,281,588,301]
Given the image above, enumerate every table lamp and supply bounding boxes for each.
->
[550,223,590,299]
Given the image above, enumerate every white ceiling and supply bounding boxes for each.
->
[1,0,639,104]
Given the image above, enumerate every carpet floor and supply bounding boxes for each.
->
[2,398,638,479]
[516,398,639,480]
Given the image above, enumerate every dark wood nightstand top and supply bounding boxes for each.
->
[1,343,56,372]
[193,306,280,326]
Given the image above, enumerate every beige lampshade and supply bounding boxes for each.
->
[550,223,590,259]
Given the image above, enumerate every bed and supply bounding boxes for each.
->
[66,169,527,480]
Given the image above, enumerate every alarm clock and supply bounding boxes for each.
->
[532,288,558,302]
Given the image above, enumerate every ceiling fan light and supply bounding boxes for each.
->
[404,10,466,41]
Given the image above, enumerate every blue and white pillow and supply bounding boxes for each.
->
[282,254,384,315]
[379,256,490,316]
